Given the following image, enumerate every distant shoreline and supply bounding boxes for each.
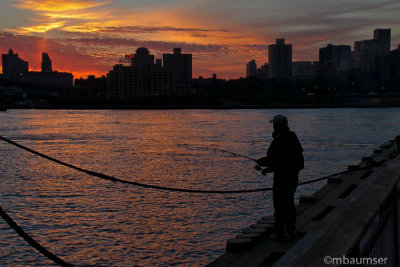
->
[5,102,400,110]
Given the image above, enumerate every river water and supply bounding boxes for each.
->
[0,108,399,266]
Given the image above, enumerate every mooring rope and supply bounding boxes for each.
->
[0,135,391,194]
[0,135,396,266]
[0,205,74,267]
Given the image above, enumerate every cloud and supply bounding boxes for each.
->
[97,25,214,34]
[60,36,230,55]
[18,22,66,33]
[42,10,111,20]
[4,0,400,78]
[61,24,217,34]
[13,0,110,12]
[11,0,113,33]
[0,32,109,78]
[0,31,271,79]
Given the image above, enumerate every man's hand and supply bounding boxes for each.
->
[256,157,267,166]
[261,167,273,175]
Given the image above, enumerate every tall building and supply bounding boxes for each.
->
[374,28,391,55]
[354,28,391,72]
[41,52,53,72]
[22,51,72,89]
[108,47,182,100]
[163,48,192,84]
[259,63,269,80]
[246,59,257,77]
[319,44,352,69]
[268,39,292,79]
[292,61,315,80]
[131,47,154,68]
[376,43,400,82]
[387,44,400,80]
[1,49,28,79]
[319,44,352,78]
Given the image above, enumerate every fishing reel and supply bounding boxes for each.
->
[254,165,262,171]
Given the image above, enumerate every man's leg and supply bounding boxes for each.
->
[286,177,298,236]
[273,180,285,239]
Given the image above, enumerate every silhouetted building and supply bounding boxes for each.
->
[75,75,107,98]
[319,44,352,69]
[131,47,154,68]
[155,59,162,68]
[1,49,28,79]
[108,48,183,99]
[18,52,72,89]
[388,44,400,79]
[354,41,378,72]
[75,75,106,88]
[41,52,53,73]
[376,44,400,84]
[292,61,315,80]
[354,29,391,72]
[246,59,257,78]
[312,61,319,76]
[192,75,224,96]
[268,39,292,79]
[107,64,175,99]
[109,47,194,99]
[163,48,192,84]
[21,71,73,89]
[374,28,391,55]
[319,44,352,79]
[258,63,269,80]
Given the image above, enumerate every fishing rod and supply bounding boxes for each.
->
[180,143,262,162]
[195,146,258,162]
[194,146,265,171]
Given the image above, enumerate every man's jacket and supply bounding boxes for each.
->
[258,128,304,174]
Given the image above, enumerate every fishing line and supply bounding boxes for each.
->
[194,146,258,162]
[1,135,392,194]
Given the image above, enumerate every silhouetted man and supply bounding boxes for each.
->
[257,115,304,240]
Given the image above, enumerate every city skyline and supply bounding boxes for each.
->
[0,0,400,79]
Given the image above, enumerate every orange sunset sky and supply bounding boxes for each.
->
[0,0,399,79]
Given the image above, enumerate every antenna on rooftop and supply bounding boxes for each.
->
[118,54,134,66]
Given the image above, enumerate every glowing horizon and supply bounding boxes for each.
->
[0,0,399,79]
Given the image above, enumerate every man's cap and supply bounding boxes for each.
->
[270,114,288,124]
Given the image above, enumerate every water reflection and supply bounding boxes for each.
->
[0,108,400,266]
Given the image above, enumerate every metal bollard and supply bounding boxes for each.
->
[395,135,400,154]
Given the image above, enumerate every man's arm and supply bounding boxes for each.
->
[257,140,277,167]
[256,156,269,166]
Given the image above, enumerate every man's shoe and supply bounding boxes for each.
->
[287,232,295,240]
[270,234,286,242]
